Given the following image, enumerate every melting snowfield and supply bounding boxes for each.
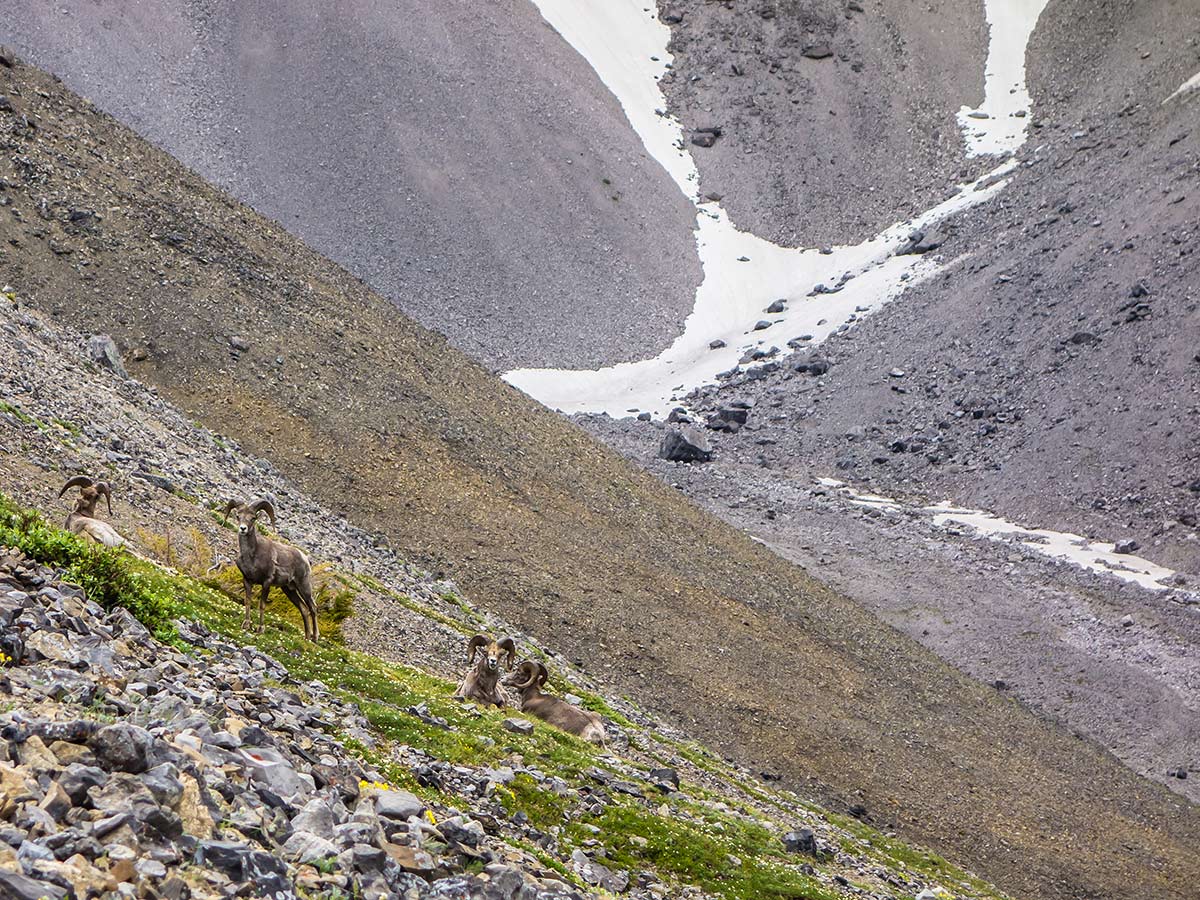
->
[506,0,1046,418]
[816,479,1182,592]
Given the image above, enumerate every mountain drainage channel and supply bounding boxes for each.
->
[505,0,1049,418]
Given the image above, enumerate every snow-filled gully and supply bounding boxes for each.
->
[506,1,1189,594]
[507,0,1047,418]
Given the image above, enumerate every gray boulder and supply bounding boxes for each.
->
[86,334,128,378]
[375,789,423,820]
[89,723,154,773]
[658,426,713,463]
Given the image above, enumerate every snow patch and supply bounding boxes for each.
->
[956,0,1051,156]
[1165,70,1200,104]
[818,478,1180,593]
[510,0,1028,417]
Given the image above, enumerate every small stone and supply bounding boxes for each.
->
[501,718,534,736]
[753,320,772,331]
[1120,615,1135,628]
[766,299,786,314]
[1114,539,1140,554]
[135,858,167,880]
[709,339,726,350]
[229,335,251,352]
[803,43,833,59]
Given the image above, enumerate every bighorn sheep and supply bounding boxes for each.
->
[453,634,516,707]
[221,498,319,643]
[58,475,125,547]
[505,660,606,745]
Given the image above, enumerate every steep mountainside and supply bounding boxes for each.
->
[0,293,1018,900]
[2,56,1199,900]
[1,0,701,371]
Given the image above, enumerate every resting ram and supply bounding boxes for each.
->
[505,660,606,745]
[222,498,319,643]
[453,634,516,707]
[58,475,125,547]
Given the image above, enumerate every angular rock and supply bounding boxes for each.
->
[375,789,424,820]
[90,723,154,773]
[281,829,338,864]
[86,335,128,378]
[384,842,437,874]
[0,872,68,900]
[782,827,818,854]
[707,406,749,433]
[658,426,713,463]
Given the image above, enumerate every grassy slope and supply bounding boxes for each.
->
[0,60,1197,900]
[0,494,1008,900]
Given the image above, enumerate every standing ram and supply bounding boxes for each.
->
[221,498,319,643]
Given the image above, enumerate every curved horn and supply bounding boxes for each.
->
[466,634,491,664]
[497,637,517,670]
[247,498,276,525]
[220,499,243,525]
[94,482,113,516]
[536,663,549,687]
[512,661,539,690]
[59,475,93,498]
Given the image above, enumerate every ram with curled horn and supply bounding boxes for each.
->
[504,660,606,744]
[453,634,517,707]
[57,475,124,548]
[222,497,320,642]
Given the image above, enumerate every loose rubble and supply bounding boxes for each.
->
[0,550,595,900]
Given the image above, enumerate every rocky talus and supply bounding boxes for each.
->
[0,551,593,900]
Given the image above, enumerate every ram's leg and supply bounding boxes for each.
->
[299,575,319,643]
[258,583,270,633]
[241,578,254,630]
[283,585,312,642]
